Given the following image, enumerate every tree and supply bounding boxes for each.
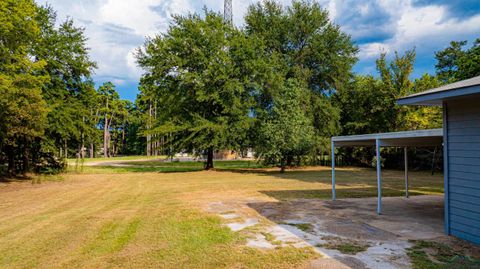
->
[136,11,259,169]
[335,50,442,168]
[136,82,161,156]
[0,1,141,176]
[97,82,122,158]
[245,0,355,161]
[122,99,146,155]
[245,0,357,92]
[404,74,442,130]
[435,39,480,83]
[34,5,97,158]
[334,75,394,135]
[0,0,49,174]
[255,79,315,172]
[375,49,416,131]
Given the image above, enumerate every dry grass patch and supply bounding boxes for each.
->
[0,165,443,268]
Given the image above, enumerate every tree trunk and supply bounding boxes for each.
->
[154,101,158,156]
[122,128,126,155]
[22,139,29,174]
[90,143,94,158]
[80,133,85,159]
[106,130,111,157]
[104,97,109,158]
[146,135,151,156]
[64,139,68,159]
[286,154,293,167]
[7,146,15,176]
[205,148,214,170]
[112,138,116,157]
[147,99,152,156]
[280,158,286,173]
[104,113,108,158]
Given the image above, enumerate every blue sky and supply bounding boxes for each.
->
[38,0,480,101]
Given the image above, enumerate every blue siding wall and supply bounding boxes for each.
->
[446,99,480,245]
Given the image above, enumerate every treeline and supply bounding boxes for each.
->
[2,0,479,175]
[136,0,480,171]
[0,0,143,176]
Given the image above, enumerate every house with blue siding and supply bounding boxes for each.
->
[398,75,480,245]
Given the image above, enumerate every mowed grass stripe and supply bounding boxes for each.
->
[0,177,156,268]
[0,177,127,241]
[0,166,442,268]
[82,218,142,255]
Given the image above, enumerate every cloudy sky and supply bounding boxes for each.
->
[37,0,480,100]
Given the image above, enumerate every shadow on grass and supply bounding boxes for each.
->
[220,168,366,184]
[223,168,444,196]
[70,166,205,174]
[73,160,268,174]
[0,174,32,183]
[260,187,423,201]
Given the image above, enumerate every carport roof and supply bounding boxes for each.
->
[332,129,443,147]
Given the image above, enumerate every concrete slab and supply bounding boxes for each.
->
[249,195,444,241]
[220,213,240,219]
[209,195,475,268]
[226,218,259,231]
[246,233,275,249]
[247,195,446,268]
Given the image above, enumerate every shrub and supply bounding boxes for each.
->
[34,152,66,174]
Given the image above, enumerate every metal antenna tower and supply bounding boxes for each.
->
[224,0,233,25]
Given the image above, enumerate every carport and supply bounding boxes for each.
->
[331,129,443,214]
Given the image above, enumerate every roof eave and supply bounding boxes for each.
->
[397,85,480,106]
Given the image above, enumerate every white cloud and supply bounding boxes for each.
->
[346,0,480,61]
[359,42,390,59]
[37,0,195,85]
[394,4,480,52]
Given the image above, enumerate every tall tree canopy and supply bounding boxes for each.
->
[245,0,357,167]
[0,1,136,175]
[0,0,49,174]
[245,0,358,92]
[335,49,441,135]
[255,79,315,172]
[435,38,480,83]
[334,50,442,168]
[34,5,97,156]
[136,10,262,169]
[435,39,480,83]
[97,82,130,158]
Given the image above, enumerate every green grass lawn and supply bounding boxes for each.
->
[68,159,267,173]
[66,155,163,164]
[0,161,444,268]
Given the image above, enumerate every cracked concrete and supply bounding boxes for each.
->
[207,195,449,269]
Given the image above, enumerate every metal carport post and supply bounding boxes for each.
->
[404,147,409,198]
[331,139,384,214]
[376,139,382,214]
[331,140,336,201]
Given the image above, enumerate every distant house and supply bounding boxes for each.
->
[398,75,480,245]
[213,149,254,160]
[214,150,238,160]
